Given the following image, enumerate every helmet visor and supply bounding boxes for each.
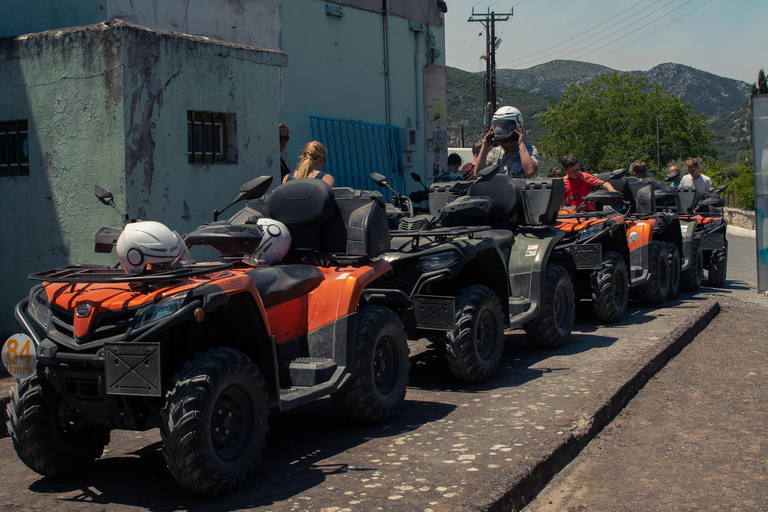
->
[492,119,519,141]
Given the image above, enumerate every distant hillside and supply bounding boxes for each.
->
[446,67,552,149]
[448,60,753,163]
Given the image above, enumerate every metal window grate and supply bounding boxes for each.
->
[187,111,226,164]
[310,116,405,201]
[0,120,30,177]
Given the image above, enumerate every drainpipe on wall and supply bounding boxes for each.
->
[414,30,421,134]
[384,0,392,126]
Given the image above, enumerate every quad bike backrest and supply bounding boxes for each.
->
[465,174,521,227]
[515,178,565,226]
[653,185,678,209]
[676,186,698,214]
[428,180,473,217]
[266,179,390,257]
[617,177,656,215]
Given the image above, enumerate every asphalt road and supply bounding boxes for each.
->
[0,230,761,511]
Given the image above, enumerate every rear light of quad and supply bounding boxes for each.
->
[417,252,458,272]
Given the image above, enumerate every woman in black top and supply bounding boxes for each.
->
[283,140,335,187]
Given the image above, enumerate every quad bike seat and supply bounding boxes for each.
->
[245,264,325,308]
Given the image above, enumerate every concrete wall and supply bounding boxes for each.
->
[0,22,286,337]
[1,0,281,51]
[280,0,446,190]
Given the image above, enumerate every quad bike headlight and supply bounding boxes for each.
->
[133,293,188,330]
[577,225,603,242]
[27,287,52,329]
[417,251,458,272]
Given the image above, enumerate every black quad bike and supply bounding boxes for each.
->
[369,166,576,384]
[660,174,729,289]
[3,176,409,496]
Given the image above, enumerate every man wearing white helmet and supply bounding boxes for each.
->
[475,106,539,178]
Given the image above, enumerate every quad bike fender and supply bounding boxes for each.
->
[679,219,698,271]
[626,221,654,285]
[507,228,566,327]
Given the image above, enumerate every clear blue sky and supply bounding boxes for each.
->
[445,0,764,84]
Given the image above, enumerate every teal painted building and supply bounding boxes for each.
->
[0,0,447,337]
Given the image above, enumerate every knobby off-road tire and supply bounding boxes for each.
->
[680,238,704,291]
[332,306,409,424]
[707,240,728,288]
[161,347,269,496]
[444,285,505,384]
[666,242,681,299]
[8,372,111,478]
[525,264,575,349]
[632,240,669,304]
[590,251,629,323]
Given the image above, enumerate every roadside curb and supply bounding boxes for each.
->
[455,297,721,512]
[727,225,755,238]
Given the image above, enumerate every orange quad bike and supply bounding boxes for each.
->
[592,171,686,305]
[2,176,409,496]
[555,169,631,323]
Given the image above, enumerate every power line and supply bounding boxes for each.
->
[590,0,715,62]
[454,31,485,68]
[569,0,697,61]
[507,0,679,69]
[497,0,654,66]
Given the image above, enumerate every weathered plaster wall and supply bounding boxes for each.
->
[1,0,281,51]
[0,0,107,38]
[106,0,281,51]
[280,0,446,190]
[117,22,287,234]
[0,24,125,336]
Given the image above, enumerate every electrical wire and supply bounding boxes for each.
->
[455,31,485,68]
[590,0,715,62]
[506,0,679,69]
[569,0,697,61]
[497,0,653,66]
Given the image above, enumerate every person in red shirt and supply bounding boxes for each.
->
[561,154,615,211]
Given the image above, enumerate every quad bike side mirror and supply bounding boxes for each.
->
[94,185,128,221]
[370,172,389,187]
[715,183,728,195]
[214,175,274,221]
[663,171,681,183]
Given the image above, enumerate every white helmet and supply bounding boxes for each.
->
[492,106,524,141]
[116,221,187,274]
[243,218,292,266]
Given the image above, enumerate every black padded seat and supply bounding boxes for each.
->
[246,264,325,308]
[481,229,515,250]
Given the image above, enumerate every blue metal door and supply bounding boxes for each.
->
[311,116,405,201]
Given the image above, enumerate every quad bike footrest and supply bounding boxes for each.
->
[287,357,337,386]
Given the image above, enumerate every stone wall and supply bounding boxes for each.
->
[724,207,755,230]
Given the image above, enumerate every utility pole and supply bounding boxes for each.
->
[469,7,513,126]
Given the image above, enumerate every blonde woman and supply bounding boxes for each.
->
[283,140,335,187]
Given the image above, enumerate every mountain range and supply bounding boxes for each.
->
[447,60,753,163]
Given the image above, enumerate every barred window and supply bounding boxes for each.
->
[188,111,235,164]
[0,120,30,177]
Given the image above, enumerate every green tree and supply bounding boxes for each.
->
[539,73,714,174]
[759,68,768,95]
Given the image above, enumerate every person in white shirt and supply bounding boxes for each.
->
[679,157,714,193]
